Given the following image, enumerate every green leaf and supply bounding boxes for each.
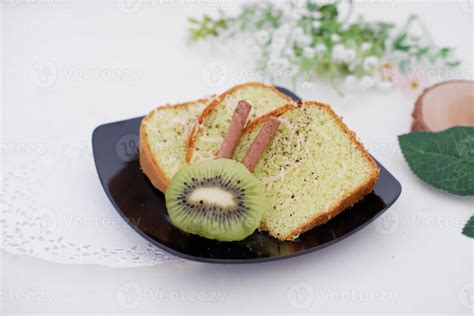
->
[462,216,474,238]
[438,47,451,58]
[398,127,474,196]
[320,4,338,19]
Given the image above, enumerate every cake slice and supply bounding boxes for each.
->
[233,101,380,240]
[140,99,209,192]
[186,82,293,164]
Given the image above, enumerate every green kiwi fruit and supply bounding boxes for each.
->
[165,158,265,241]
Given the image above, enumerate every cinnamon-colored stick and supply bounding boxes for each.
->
[242,117,280,172]
[217,100,252,159]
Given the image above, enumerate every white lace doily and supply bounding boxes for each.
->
[1,140,180,267]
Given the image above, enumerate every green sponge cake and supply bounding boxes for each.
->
[186,82,293,164]
[140,99,209,192]
[233,101,380,241]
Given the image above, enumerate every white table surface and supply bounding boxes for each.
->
[1,0,473,314]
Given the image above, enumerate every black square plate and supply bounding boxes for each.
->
[92,87,402,264]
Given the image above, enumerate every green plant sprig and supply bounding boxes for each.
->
[187,1,460,91]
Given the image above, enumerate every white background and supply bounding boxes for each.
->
[1,0,474,314]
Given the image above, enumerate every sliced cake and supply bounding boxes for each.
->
[140,99,209,192]
[186,82,293,164]
[233,101,380,240]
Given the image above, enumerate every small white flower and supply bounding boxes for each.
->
[278,58,290,69]
[268,57,289,71]
[359,76,375,90]
[271,35,287,51]
[312,21,321,29]
[284,47,295,58]
[302,81,315,89]
[297,35,312,47]
[292,27,312,47]
[303,47,316,59]
[348,62,358,72]
[332,44,345,61]
[344,48,356,62]
[363,56,379,71]
[274,24,290,38]
[268,58,279,70]
[286,11,300,22]
[293,27,304,38]
[287,64,300,76]
[343,75,358,91]
[315,43,327,53]
[312,11,322,19]
[256,30,270,45]
[361,42,372,51]
[331,34,340,43]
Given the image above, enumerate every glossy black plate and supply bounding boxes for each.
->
[92,87,402,263]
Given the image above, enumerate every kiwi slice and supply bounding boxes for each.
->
[165,159,265,241]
